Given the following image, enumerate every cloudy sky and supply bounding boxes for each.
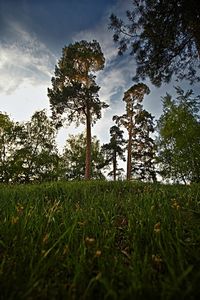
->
[0,0,185,150]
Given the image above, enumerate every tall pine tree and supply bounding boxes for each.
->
[113,83,150,180]
[48,40,108,179]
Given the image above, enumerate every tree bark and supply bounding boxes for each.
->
[113,151,117,181]
[127,124,133,181]
[193,29,200,58]
[85,105,91,180]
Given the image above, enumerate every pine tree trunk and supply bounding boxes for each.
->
[194,30,200,58]
[85,105,91,180]
[127,125,132,181]
[113,151,117,181]
[187,1,200,58]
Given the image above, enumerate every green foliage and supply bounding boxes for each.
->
[109,0,200,86]
[132,109,157,182]
[48,40,108,179]
[0,112,16,183]
[0,181,200,299]
[61,133,105,180]
[113,83,151,180]
[157,87,200,183]
[48,40,107,125]
[114,84,151,130]
[0,110,59,183]
[102,125,126,180]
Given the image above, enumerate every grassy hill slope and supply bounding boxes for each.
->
[0,181,200,299]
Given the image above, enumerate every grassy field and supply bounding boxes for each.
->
[0,181,200,299]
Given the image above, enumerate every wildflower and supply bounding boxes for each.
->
[95,250,102,257]
[171,199,180,210]
[152,254,163,271]
[75,202,81,211]
[154,222,161,233]
[152,254,162,263]
[63,245,69,255]
[77,221,86,226]
[85,237,95,245]
[11,216,19,224]
[16,203,24,215]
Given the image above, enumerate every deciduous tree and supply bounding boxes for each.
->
[61,133,105,180]
[157,87,200,183]
[0,111,59,183]
[0,112,18,182]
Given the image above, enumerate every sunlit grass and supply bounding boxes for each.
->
[0,181,200,299]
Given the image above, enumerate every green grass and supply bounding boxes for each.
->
[0,181,200,299]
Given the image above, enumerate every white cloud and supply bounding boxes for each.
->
[0,21,56,94]
[73,4,137,106]
[0,0,168,153]
[0,82,50,121]
[70,1,139,145]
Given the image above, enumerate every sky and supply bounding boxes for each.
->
[0,0,188,151]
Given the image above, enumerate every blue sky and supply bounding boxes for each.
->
[0,0,186,149]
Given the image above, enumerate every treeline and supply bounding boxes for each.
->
[1,86,200,184]
[1,1,200,184]
[1,37,200,184]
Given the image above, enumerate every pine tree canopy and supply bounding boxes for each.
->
[109,0,200,86]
